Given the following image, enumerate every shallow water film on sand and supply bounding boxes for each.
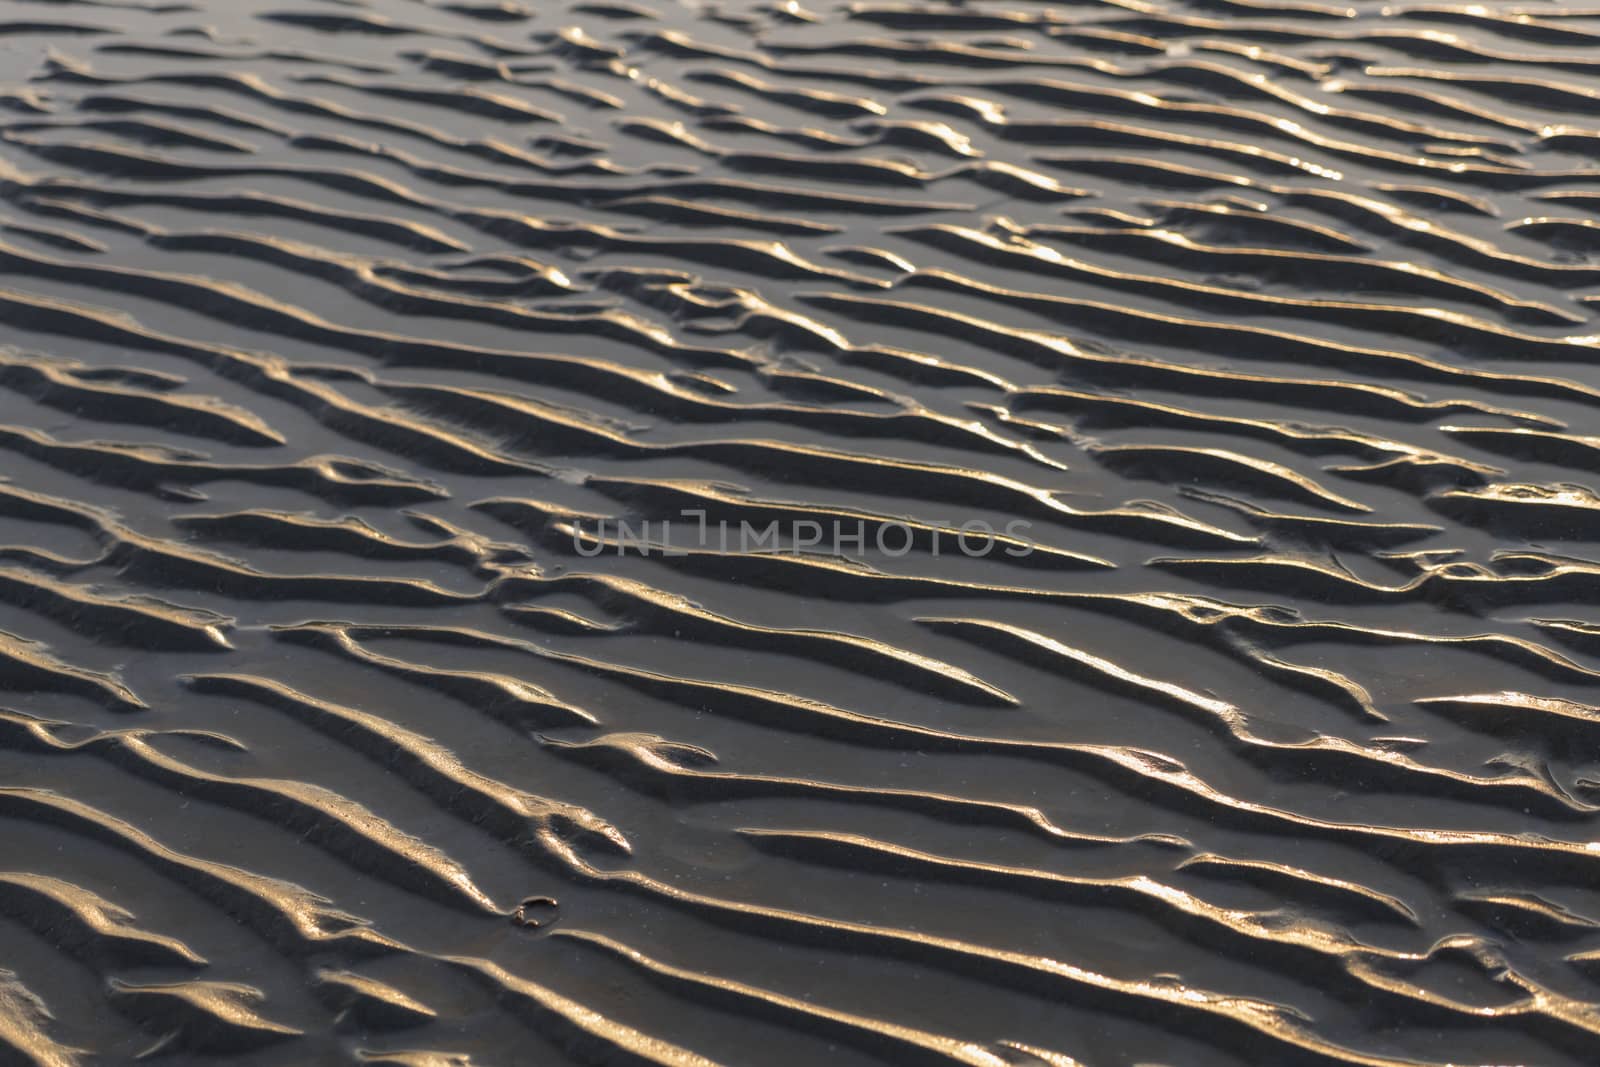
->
[6,0,1600,1062]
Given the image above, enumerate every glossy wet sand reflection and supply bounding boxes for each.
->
[2,0,1600,1063]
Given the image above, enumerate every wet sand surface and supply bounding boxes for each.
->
[3,0,1600,1063]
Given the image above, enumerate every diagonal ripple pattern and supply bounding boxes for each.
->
[4,0,1600,1063]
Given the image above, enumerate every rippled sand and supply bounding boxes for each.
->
[3,0,1600,1063]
